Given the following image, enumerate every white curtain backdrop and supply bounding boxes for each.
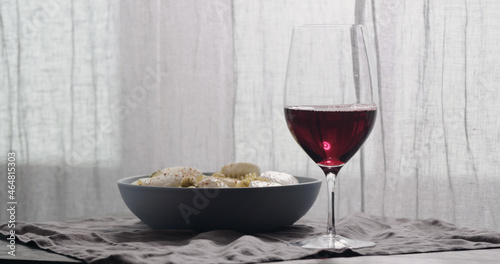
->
[1,0,499,230]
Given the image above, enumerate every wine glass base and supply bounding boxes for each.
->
[289,234,375,250]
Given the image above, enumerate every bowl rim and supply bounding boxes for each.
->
[117,174,322,190]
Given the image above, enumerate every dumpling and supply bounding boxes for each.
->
[196,177,229,188]
[132,167,203,187]
[260,171,299,185]
[220,163,260,179]
[248,180,281,187]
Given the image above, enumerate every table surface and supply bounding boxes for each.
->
[1,238,500,264]
[2,212,499,264]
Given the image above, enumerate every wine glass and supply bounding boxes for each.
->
[284,24,377,249]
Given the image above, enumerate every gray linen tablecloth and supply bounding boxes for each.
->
[2,213,500,264]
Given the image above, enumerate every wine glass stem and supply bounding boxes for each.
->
[326,172,337,236]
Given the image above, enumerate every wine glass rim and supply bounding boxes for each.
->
[292,24,365,29]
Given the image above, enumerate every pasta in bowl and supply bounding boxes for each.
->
[117,163,321,232]
[132,163,299,188]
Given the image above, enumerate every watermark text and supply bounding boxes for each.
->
[6,152,17,257]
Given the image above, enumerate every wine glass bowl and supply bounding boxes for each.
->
[284,25,377,249]
[284,104,377,170]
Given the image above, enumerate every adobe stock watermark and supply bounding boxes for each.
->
[375,0,402,30]
[51,66,166,176]
[6,152,17,257]
[237,108,285,162]
[22,0,61,41]
[178,188,220,224]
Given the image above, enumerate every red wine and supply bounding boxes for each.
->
[284,104,377,170]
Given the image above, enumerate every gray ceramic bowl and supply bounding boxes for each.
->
[117,175,321,232]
